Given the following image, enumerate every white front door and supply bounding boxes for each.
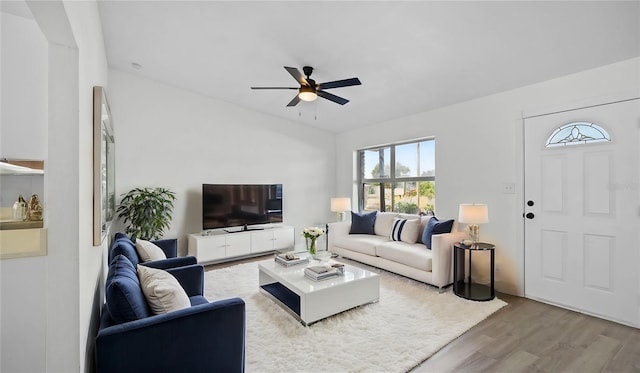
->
[524,98,639,327]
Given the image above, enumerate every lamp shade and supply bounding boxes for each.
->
[330,197,351,212]
[458,204,489,224]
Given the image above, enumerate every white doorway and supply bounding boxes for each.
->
[523,98,639,327]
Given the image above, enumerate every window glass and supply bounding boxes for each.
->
[419,140,435,176]
[362,183,380,211]
[395,143,417,178]
[358,138,436,213]
[363,147,391,178]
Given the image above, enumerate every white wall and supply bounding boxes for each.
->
[0,1,108,372]
[109,70,336,254]
[0,12,47,159]
[64,2,109,371]
[0,11,47,209]
[0,11,48,373]
[336,57,640,295]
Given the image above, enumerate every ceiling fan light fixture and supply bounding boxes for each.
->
[298,86,317,102]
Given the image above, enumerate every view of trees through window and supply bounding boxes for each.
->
[358,139,435,214]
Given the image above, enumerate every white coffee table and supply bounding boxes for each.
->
[258,256,380,326]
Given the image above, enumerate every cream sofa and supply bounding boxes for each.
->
[328,212,465,290]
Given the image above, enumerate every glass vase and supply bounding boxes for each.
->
[308,237,317,256]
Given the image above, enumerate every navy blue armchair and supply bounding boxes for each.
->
[96,255,246,373]
[111,232,197,270]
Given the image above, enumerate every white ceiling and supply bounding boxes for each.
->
[97,1,639,133]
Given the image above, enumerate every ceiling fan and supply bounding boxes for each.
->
[251,66,361,107]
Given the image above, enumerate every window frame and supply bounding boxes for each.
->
[357,137,436,213]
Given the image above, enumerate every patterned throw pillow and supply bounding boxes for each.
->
[390,218,421,243]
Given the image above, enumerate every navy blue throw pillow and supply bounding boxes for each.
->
[349,211,377,235]
[422,217,454,249]
[105,255,151,324]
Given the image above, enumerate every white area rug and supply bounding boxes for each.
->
[205,259,507,373]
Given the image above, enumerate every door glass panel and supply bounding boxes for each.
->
[545,121,611,147]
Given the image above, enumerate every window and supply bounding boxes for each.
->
[357,139,435,214]
[545,121,611,148]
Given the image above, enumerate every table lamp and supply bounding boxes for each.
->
[330,197,351,222]
[458,204,489,243]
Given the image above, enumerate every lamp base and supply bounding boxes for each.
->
[336,211,346,222]
[468,224,480,243]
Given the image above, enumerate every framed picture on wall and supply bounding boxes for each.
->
[93,86,115,246]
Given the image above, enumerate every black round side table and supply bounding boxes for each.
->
[453,242,495,301]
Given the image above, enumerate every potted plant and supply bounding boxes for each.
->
[116,187,176,240]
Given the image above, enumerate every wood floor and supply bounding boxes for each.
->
[206,256,640,373]
[412,293,640,373]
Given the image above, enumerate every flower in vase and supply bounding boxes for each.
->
[302,226,324,255]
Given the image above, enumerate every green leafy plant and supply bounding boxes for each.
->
[116,187,176,240]
[395,202,419,214]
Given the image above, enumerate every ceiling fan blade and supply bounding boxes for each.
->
[317,90,349,105]
[284,66,309,86]
[251,87,298,90]
[286,95,301,107]
[318,77,361,90]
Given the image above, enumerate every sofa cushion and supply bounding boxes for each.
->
[350,210,377,235]
[135,238,167,262]
[105,255,151,324]
[376,241,433,271]
[374,212,398,237]
[422,217,455,249]
[333,234,389,256]
[111,236,140,267]
[389,218,421,244]
[137,265,191,315]
[417,215,434,244]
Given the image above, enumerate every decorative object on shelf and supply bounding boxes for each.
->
[26,194,43,221]
[116,187,176,240]
[302,226,324,256]
[458,204,489,243]
[330,197,351,222]
[12,194,27,221]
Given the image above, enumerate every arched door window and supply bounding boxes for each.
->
[545,121,611,148]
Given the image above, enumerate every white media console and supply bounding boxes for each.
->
[187,224,295,264]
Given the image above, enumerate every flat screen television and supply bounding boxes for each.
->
[202,183,283,231]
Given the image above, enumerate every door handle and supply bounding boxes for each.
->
[526,212,535,219]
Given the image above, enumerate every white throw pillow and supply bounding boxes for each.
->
[374,212,398,237]
[135,239,167,262]
[390,218,421,244]
[137,265,191,315]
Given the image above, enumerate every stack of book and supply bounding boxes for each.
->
[304,265,340,281]
[274,253,309,267]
